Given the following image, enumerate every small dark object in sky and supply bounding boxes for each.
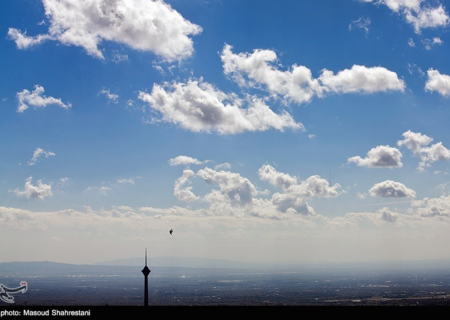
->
[170,229,173,235]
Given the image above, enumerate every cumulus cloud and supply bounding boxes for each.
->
[318,65,406,94]
[138,79,304,135]
[348,145,403,168]
[363,0,450,33]
[16,85,71,113]
[377,207,398,222]
[14,176,53,200]
[221,45,405,105]
[197,167,258,207]
[405,4,450,33]
[258,165,341,215]
[412,193,450,217]
[8,0,202,62]
[369,180,416,198]
[28,147,55,166]
[258,164,298,190]
[397,130,450,171]
[425,69,450,97]
[169,155,203,166]
[174,169,199,202]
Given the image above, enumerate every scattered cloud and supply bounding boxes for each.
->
[363,0,450,33]
[221,44,405,105]
[425,69,450,97]
[56,177,71,187]
[398,130,450,171]
[14,176,53,200]
[16,85,71,113]
[357,192,367,199]
[349,17,371,35]
[169,155,203,166]
[28,147,55,166]
[197,167,259,207]
[138,79,304,134]
[174,169,200,202]
[348,145,403,168]
[412,193,450,217]
[214,163,231,170]
[8,0,202,62]
[116,178,135,185]
[98,89,119,104]
[111,52,129,63]
[422,37,443,50]
[369,180,416,198]
[258,164,341,215]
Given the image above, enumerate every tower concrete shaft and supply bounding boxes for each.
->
[142,248,151,306]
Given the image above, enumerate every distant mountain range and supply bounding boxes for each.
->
[94,256,266,269]
[1,258,450,278]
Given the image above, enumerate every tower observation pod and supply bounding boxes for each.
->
[142,248,151,306]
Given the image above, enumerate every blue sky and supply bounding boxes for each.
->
[1,0,450,265]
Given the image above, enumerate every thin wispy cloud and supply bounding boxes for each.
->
[16,85,71,113]
[28,147,56,166]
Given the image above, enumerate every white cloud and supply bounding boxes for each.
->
[412,194,450,217]
[7,28,52,49]
[221,45,405,105]
[425,69,450,97]
[169,155,203,166]
[349,17,371,34]
[348,145,403,168]
[28,147,56,166]
[377,207,398,222]
[221,44,322,104]
[433,37,443,45]
[116,178,135,185]
[258,165,341,215]
[408,37,416,47]
[197,167,258,207]
[86,184,112,196]
[422,37,443,50]
[357,192,367,199]
[14,176,53,200]
[57,177,71,187]
[112,52,128,63]
[16,85,71,113]
[318,65,406,94]
[369,180,416,198]
[258,164,298,190]
[8,0,202,62]
[397,130,450,170]
[138,79,303,135]
[174,169,200,202]
[99,89,119,104]
[397,130,433,155]
[214,163,231,170]
[405,5,450,33]
[364,0,450,33]
[99,185,112,196]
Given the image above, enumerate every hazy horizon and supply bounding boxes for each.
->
[1,0,450,266]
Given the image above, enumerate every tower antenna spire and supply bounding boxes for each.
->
[142,247,151,306]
